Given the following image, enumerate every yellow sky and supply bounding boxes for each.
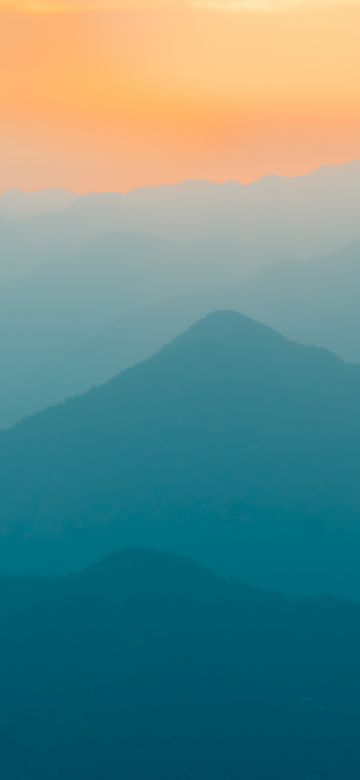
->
[1,0,359,191]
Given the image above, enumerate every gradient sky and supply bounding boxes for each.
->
[1,0,359,191]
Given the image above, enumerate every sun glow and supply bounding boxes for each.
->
[1,0,359,190]
[2,0,360,13]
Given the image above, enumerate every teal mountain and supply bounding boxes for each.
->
[1,311,360,597]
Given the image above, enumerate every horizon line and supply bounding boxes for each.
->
[1,158,359,198]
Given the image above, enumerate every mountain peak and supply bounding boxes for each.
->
[169,309,285,350]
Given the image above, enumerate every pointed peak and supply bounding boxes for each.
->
[173,310,284,348]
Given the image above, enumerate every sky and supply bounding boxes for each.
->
[1,0,359,191]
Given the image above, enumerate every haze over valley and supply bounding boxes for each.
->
[2,0,360,773]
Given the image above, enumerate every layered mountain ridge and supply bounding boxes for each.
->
[0,311,360,597]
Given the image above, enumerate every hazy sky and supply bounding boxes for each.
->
[1,0,359,191]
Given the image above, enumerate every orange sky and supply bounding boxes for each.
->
[1,0,360,192]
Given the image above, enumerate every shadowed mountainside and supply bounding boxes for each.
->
[1,548,360,779]
[1,312,360,597]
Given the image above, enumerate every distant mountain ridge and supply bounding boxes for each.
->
[0,189,78,220]
[1,311,360,597]
[1,160,360,284]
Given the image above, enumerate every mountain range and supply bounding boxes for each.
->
[1,161,359,284]
[1,311,360,598]
[1,234,360,430]
[0,161,360,432]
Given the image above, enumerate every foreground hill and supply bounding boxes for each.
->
[1,311,360,596]
[1,548,360,779]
